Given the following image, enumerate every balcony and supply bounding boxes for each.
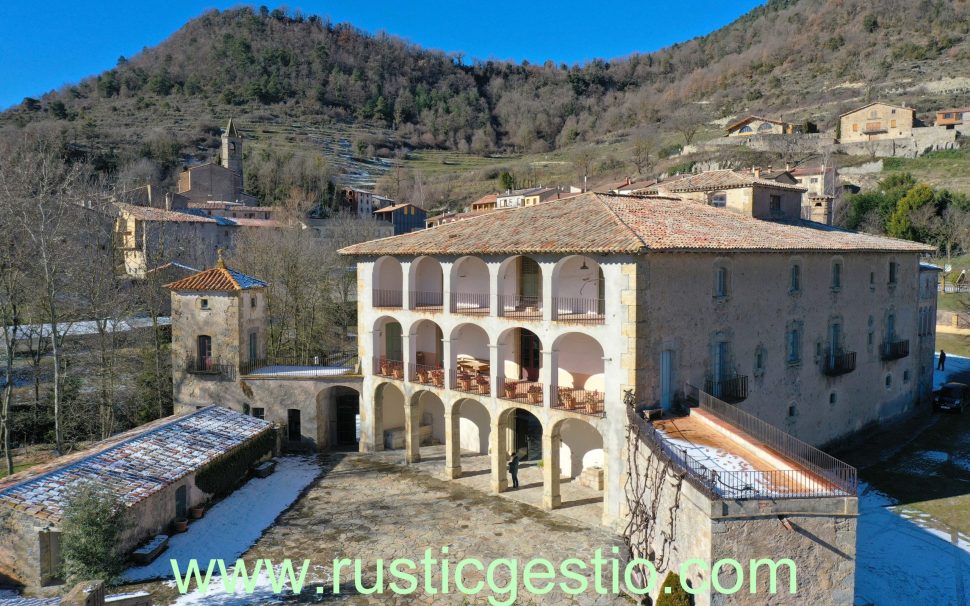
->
[452,368,490,396]
[500,378,544,406]
[374,357,404,380]
[373,289,403,308]
[498,294,542,321]
[822,349,857,376]
[412,363,445,388]
[240,351,359,377]
[552,387,605,417]
[881,339,910,361]
[450,292,489,315]
[186,357,235,380]
[409,291,443,312]
[704,374,748,404]
[553,297,605,325]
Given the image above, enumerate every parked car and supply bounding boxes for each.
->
[935,382,969,412]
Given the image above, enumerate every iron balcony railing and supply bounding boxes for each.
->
[704,374,748,404]
[671,383,858,499]
[553,297,605,324]
[881,339,910,361]
[373,357,404,380]
[500,378,544,406]
[450,292,490,315]
[372,289,403,308]
[823,348,857,376]
[553,387,605,417]
[239,351,359,376]
[411,363,445,387]
[452,368,490,395]
[186,356,235,380]
[409,290,444,311]
[498,294,542,321]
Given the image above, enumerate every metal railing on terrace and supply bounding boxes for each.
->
[552,387,605,417]
[704,374,748,404]
[500,378,544,406]
[450,292,490,315]
[373,357,404,380]
[372,289,403,308]
[664,383,858,500]
[239,351,359,376]
[409,291,444,311]
[823,348,857,376]
[452,368,490,395]
[186,356,235,380]
[553,297,605,324]
[498,295,542,321]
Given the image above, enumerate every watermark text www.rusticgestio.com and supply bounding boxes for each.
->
[171,547,797,605]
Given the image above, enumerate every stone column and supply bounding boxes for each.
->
[541,349,558,409]
[442,338,453,390]
[488,260,501,317]
[489,343,500,399]
[404,400,421,464]
[542,425,561,509]
[445,404,462,479]
[401,261,413,310]
[401,333,412,383]
[541,260,555,322]
[442,260,453,316]
[490,412,509,493]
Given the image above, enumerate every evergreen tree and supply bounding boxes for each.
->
[657,572,693,606]
[61,482,129,584]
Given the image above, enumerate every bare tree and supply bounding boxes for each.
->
[631,135,654,176]
[671,105,705,146]
[573,147,596,191]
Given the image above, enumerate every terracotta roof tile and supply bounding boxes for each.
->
[658,170,807,193]
[338,192,933,256]
[164,262,267,291]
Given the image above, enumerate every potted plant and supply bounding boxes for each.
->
[503,381,518,398]
[527,384,543,404]
[559,387,577,410]
[189,504,205,519]
[173,517,189,533]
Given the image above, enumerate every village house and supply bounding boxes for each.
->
[0,407,273,589]
[725,115,801,137]
[839,102,917,143]
[651,168,810,220]
[470,193,498,212]
[341,187,395,217]
[936,106,969,128]
[496,186,557,209]
[373,203,427,235]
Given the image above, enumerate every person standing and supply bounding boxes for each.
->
[508,452,520,489]
[939,349,947,371]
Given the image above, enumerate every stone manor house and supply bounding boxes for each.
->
[168,191,936,604]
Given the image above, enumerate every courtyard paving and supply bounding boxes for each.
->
[151,451,629,605]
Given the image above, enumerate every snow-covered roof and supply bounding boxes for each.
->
[0,406,271,522]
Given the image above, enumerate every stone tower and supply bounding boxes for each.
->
[221,118,243,179]
[165,252,268,413]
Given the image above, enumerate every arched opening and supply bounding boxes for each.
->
[373,256,403,307]
[553,333,605,416]
[410,319,443,385]
[373,316,403,379]
[552,256,604,323]
[450,256,490,314]
[374,382,406,451]
[444,398,492,480]
[409,256,443,310]
[451,323,490,395]
[497,255,542,320]
[315,386,361,451]
[497,327,543,406]
[553,417,605,514]
[413,390,445,458]
[492,407,544,494]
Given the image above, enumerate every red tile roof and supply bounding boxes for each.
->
[116,202,217,223]
[338,192,933,256]
[164,258,267,291]
[657,170,807,193]
[725,115,793,132]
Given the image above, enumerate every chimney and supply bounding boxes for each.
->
[785,162,792,171]
[753,167,762,179]
[165,192,173,211]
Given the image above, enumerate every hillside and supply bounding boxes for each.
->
[2,0,970,209]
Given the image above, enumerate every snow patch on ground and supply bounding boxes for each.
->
[856,482,970,605]
[934,353,970,391]
[122,457,319,583]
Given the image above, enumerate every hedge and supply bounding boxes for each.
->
[195,429,276,497]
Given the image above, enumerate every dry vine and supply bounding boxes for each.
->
[621,389,686,600]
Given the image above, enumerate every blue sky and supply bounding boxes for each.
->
[0,1,764,109]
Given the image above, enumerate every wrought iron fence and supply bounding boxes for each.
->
[498,295,542,320]
[452,368,490,395]
[239,351,359,376]
[552,387,605,417]
[450,292,490,315]
[373,357,404,380]
[676,383,858,499]
[823,348,857,376]
[553,297,605,324]
[412,363,445,387]
[704,374,748,403]
[499,378,544,406]
[372,289,403,308]
[881,339,910,361]
[409,291,444,311]
[186,356,235,380]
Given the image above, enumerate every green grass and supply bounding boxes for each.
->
[935,333,970,358]
[881,148,970,196]
[936,293,970,313]
[0,462,37,479]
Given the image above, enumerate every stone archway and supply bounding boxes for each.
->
[553,417,606,514]
[444,398,490,479]
[372,382,406,452]
[315,385,362,451]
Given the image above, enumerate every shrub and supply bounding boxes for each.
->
[658,144,683,159]
[657,572,693,606]
[195,429,276,497]
[61,482,129,584]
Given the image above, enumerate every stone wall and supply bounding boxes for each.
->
[637,251,925,447]
[0,505,45,587]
